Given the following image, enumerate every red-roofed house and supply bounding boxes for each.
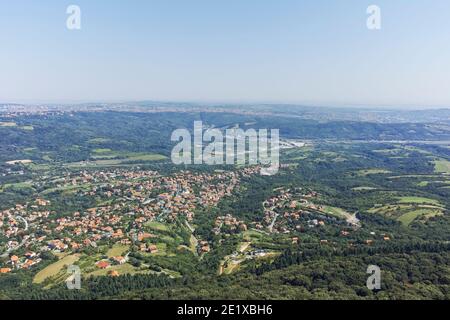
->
[96,261,110,269]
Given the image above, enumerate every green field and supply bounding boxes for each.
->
[65,159,123,168]
[0,122,34,131]
[369,194,445,227]
[33,254,80,284]
[0,181,34,192]
[66,152,167,168]
[404,146,433,155]
[397,209,443,226]
[242,229,269,244]
[154,243,168,255]
[357,169,391,176]
[189,235,198,254]
[372,148,403,154]
[397,196,442,206]
[24,163,51,171]
[145,221,170,232]
[40,183,92,195]
[0,122,17,127]
[283,147,313,160]
[106,244,129,258]
[321,206,350,219]
[125,153,167,161]
[352,186,377,191]
[434,160,450,174]
[88,263,149,277]
[87,138,111,144]
[93,148,113,154]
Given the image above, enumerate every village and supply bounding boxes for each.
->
[1,165,391,279]
[0,166,261,276]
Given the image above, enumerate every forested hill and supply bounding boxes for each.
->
[1,111,450,164]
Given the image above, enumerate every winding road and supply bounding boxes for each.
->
[0,215,29,258]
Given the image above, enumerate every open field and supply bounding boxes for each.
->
[0,181,34,192]
[220,250,280,276]
[189,235,198,254]
[368,194,446,226]
[65,152,167,168]
[87,138,111,144]
[282,147,313,160]
[0,122,33,130]
[352,187,377,191]
[0,122,17,127]
[434,160,450,174]
[239,241,251,253]
[125,153,167,161]
[106,244,129,258]
[33,254,80,284]
[221,259,242,275]
[389,174,440,179]
[243,230,267,242]
[154,243,168,255]
[65,159,123,168]
[372,148,403,154]
[93,148,113,154]
[40,183,92,195]
[398,209,443,226]
[5,159,33,165]
[397,196,442,206]
[357,169,391,176]
[404,146,433,155]
[321,206,349,219]
[88,263,150,277]
[145,221,170,232]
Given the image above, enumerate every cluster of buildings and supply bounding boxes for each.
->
[213,214,248,235]
[1,167,261,274]
[95,255,128,270]
[0,251,42,273]
[198,240,211,253]
[0,198,52,271]
[259,188,320,233]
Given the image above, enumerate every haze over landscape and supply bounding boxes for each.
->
[1,0,450,108]
[1,1,450,304]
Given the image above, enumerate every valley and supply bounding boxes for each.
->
[0,107,449,300]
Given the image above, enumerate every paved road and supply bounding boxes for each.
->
[0,216,29,258]
[268,213,279,233]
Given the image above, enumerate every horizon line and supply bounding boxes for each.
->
[1,99,450,112]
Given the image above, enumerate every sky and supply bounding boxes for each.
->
[0,0,450,108]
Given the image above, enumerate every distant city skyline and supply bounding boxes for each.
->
[2,99,448,112]
[1,0,450,108]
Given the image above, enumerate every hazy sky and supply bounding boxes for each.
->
[1,0,449,108]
